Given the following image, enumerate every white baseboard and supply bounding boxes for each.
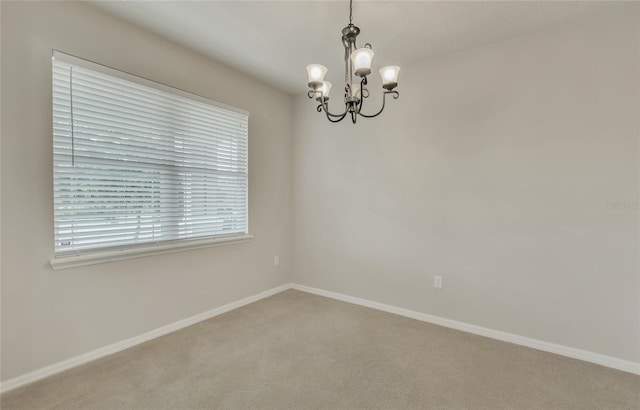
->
[0,283,293,394]
[290,283,640,376]
[3,281,637,395]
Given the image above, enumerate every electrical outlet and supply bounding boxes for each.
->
[273,256,280,266]
[434,275,443,289]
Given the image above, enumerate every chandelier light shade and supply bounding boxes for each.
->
[306,64,328,89]
[380,66,400,90]
[306,0,400,124]
[351,48,375,77]
[317,81,332,101]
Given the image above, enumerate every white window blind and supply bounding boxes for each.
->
[52,51,249,257]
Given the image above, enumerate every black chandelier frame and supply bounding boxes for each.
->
[307,0,399,124]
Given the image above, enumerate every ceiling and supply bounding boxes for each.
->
[91,1,634,95]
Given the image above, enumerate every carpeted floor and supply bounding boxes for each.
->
[2,289,639,409]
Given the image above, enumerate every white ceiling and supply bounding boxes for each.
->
[91,1,635,95]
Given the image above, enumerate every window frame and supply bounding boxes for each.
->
[49,51,252,270]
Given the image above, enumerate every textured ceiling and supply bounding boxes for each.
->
[90,1,635,95]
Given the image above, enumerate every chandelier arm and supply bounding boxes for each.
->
[356,76,368,115]
[317,102,347,122]
[319,97,349,120]
[357,90,399,118]
[310,91,349,118]
[324,106,348,122]
[327,112,348,123]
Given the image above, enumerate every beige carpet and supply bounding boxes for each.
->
[2,289,639,409]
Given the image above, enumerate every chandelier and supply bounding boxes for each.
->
[306,0,400,124]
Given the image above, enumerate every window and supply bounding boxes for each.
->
[51,51,249,267]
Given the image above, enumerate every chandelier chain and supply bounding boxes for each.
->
[346,0,353,88]
[344,46,348,86]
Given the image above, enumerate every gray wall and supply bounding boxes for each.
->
[1,1,293,381]
[292,12,640,363]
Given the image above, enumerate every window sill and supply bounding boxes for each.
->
[49,234,253,271]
